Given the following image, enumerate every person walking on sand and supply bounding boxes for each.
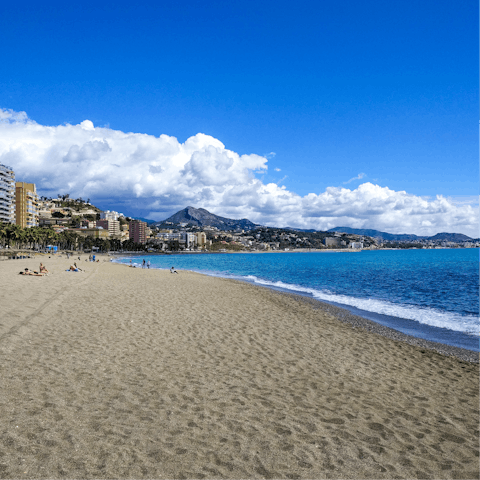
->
[142,259,146,269]
[147,260,150,269]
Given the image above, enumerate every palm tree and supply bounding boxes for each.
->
[60,230,79,251]
[25,228,37,250]
[0,222,8,248]
[35,228,47,250]
[6,224,22,249]
[44,229,59,250]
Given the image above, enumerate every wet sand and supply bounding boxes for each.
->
[0,255,478,479]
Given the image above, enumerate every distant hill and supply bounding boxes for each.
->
[154,206,259,231]
[328,227,419,241]
[328,227,472,242]
[427,232,474,242]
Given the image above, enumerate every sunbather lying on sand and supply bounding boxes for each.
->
[19,268,44,276]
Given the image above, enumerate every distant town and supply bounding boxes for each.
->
[1,163,478,254]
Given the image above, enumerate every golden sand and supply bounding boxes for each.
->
[0,255,478,479]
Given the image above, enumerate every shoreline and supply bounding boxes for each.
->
[113,256,479,360]
[109,246,479,255]
[272,290,479,363]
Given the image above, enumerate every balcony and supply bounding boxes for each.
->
[0,164,14,174]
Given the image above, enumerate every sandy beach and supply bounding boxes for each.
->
[0,255,478,479]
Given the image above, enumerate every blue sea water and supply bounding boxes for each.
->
[114,249,479,351]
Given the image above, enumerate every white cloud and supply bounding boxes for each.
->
[0,108,32,124]
[0,109,478,237]
[274,167,281,172]
[80,119,95,131]
[447,195,479,207]
[344,172,366,184]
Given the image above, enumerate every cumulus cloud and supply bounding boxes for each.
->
[0,108,32,124]
[344,172,366,184]
[0,108,477,237]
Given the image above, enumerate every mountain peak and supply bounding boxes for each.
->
[155,207,259,231]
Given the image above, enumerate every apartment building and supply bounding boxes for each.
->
[129,220,147,244]
[196,232,207,247]
[184,232,196,248]
[155,231,198,248]
[15,182,39,228]
[96,219,121,237]
[100,210,122,221]
[0,163,15,223]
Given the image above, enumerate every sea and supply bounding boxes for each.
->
[114,249,479,352]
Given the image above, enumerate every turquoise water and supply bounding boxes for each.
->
[115,249,479,351]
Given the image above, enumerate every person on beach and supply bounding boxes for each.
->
[142,259,146,269]
[19,268,43,276]
[147,260,150,269]
[129,259,132,267]
[74,262,82,271]
[39,263,49,274]
[170,266,178,274]
[68,265,79,272]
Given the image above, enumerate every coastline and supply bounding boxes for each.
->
[115,251,479,355]
[273,291,479,363]
[0,256,478,478]
[107,246,479,255]
[116,256,479,361]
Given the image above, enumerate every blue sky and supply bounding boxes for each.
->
[0,0,478,235]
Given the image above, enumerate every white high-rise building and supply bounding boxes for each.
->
[0,164,15,223]
[100,210,122,221]
[184,232,197,248]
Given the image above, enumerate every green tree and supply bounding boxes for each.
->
[0,222,8,248]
